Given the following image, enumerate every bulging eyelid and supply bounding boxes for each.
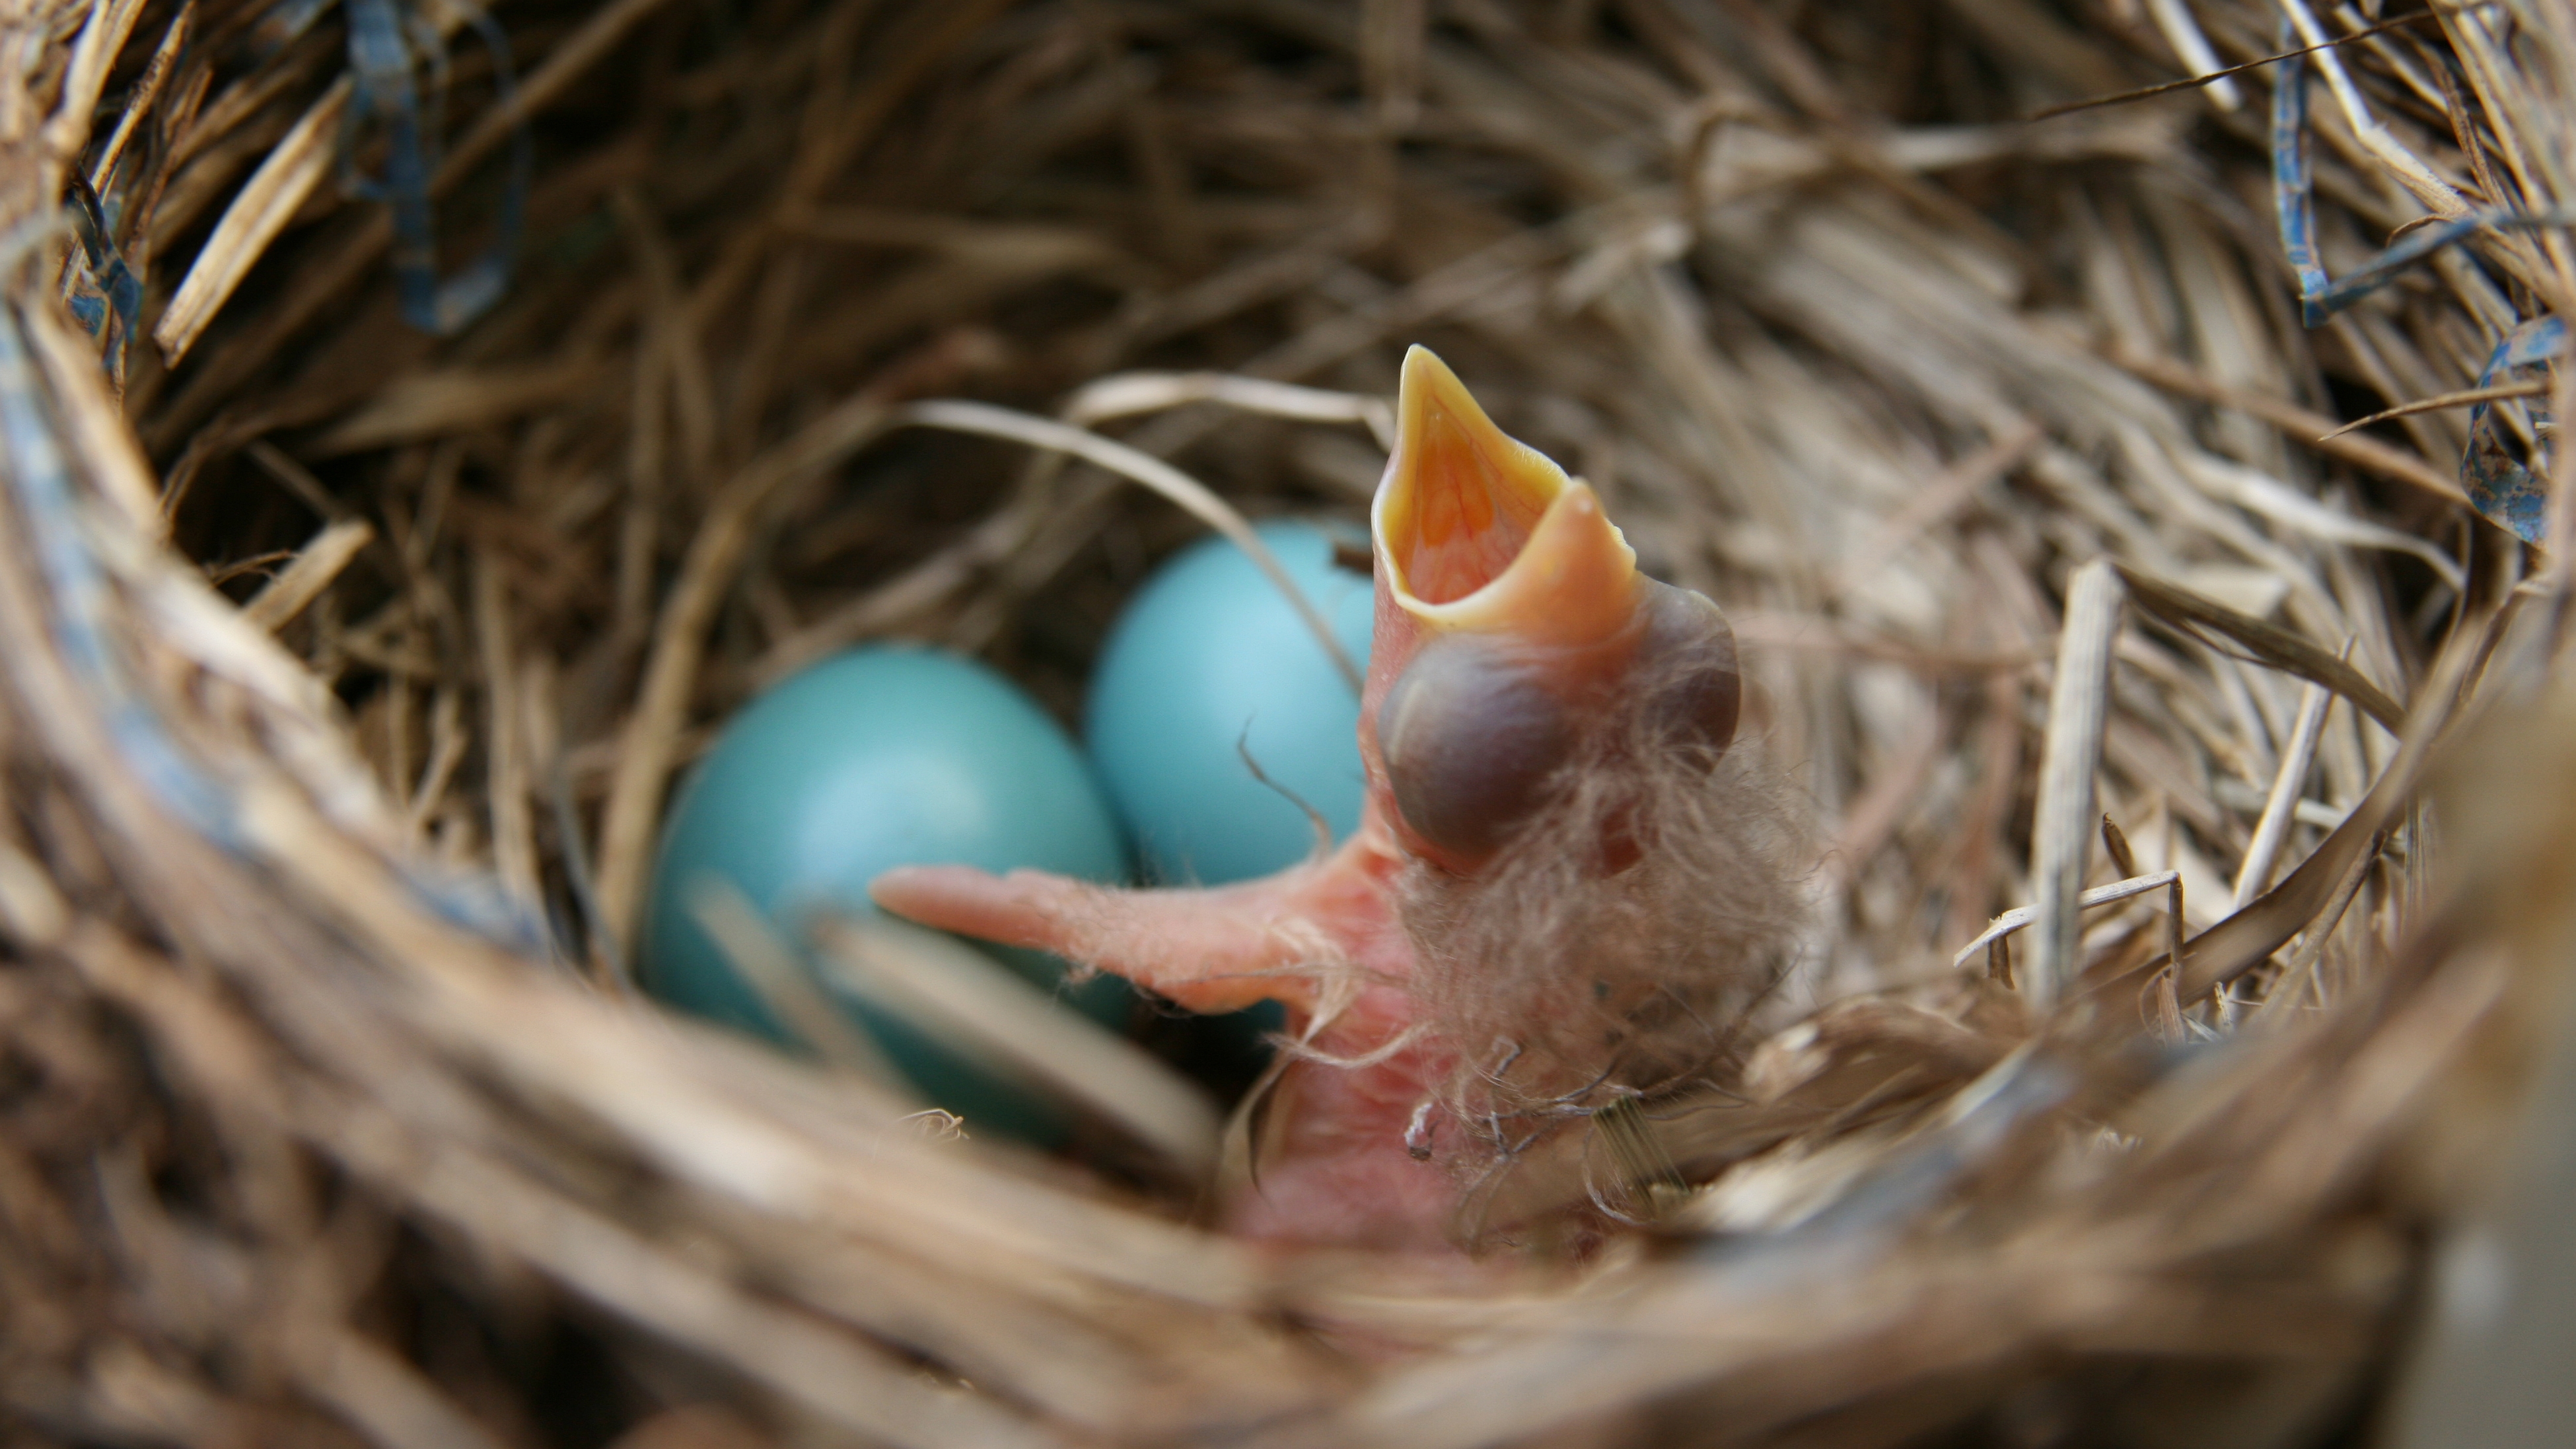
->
[1635,583,1741,756]
[1376,637,1572,868]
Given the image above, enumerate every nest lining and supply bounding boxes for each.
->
[0,0,2572,1445]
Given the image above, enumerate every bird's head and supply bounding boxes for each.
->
[1362,346,1742,875]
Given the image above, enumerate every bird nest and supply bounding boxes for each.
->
[5,0,2574,1444]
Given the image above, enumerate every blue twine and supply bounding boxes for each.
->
[0,289,552,954]
[338,0,530,335]
[2270,26,2565,329]
[63,176,142,386]
[0,300,240,843]
[2460,315,2564,544]
[2270,25,2565,540]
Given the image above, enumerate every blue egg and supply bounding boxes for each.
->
[640,647,1130,1144]
[1087,520,1375,886]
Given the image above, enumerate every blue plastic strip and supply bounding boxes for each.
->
[2460,315,2565,544]
[0,291,552,954]
[63,176,142,386]
[2272,27,2325,312]
[0,302,238,843]
[341,0,529,335]
[2269,26,2565,539]
[2270,27,2567,328]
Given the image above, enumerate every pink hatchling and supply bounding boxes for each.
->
[875,347,1804,1250]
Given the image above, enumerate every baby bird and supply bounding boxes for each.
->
[874,348,1805,1250]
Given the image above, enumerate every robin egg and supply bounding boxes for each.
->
[640,646,1131,1145]
[1085,520,1375,886]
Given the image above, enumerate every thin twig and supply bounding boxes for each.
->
[2024,560,2127,1007]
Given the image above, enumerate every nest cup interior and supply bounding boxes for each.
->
[8,0,2576,1444]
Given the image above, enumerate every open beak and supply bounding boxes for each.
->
[1370,347,1641,655]
[1362,347,1707,872]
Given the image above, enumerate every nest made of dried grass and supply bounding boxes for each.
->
[2,1,2573,1445]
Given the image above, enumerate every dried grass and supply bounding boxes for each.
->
[1,0,2573,1444]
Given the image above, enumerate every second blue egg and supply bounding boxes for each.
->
[1087,520,1375,886]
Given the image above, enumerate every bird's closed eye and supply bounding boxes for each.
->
[1377,636,1573,868]
[1633,581,1742,757]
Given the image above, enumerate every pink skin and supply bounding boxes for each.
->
[872,348,1657,1250]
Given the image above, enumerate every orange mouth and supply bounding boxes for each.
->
[1390,394,1554,604]
[1373,347,1639,649]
